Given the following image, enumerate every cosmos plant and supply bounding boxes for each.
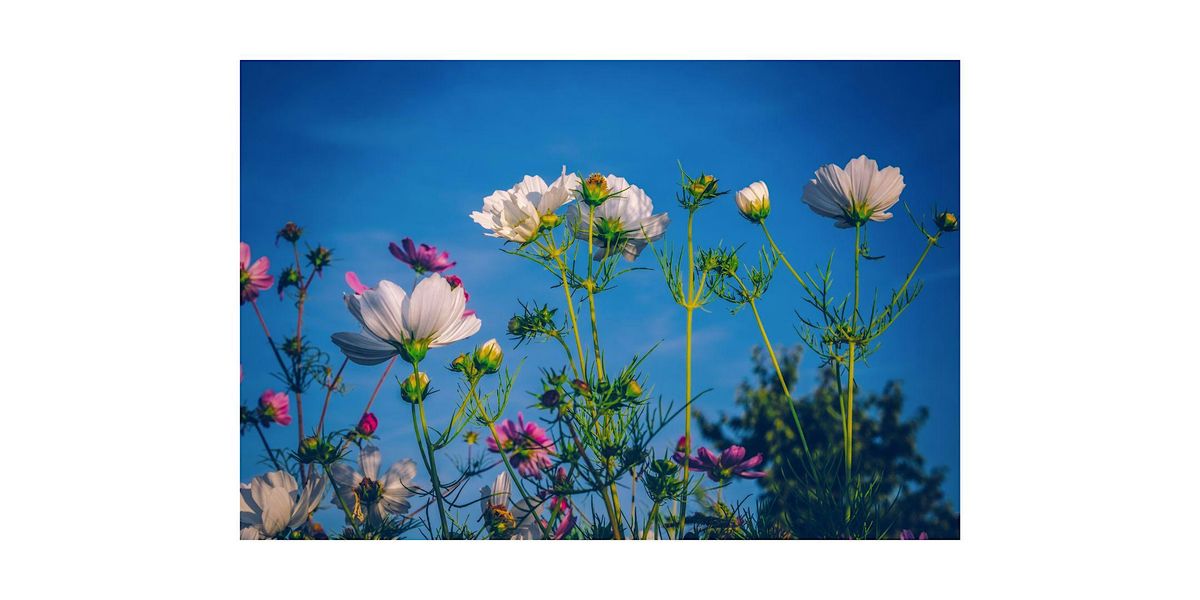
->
[239,158,957,540]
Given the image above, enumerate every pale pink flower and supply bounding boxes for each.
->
[240,242,274,305]
[258,389,291,426]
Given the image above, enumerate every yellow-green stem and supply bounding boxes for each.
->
[470,389,554,540]
[413,361,449,537]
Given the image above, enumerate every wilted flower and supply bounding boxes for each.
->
[900,530,929,540]
[480,472,543,540]
[240,242,274,305]
[276,266,302,299]
[356,412,378,436]
[471,168,580,243]
[472,338,503,374]
[330,274,481,366]
[257,389,291,426]
[935,211,959,233]
[345,271,369,295]
[802,155,905,228]
[305,245,334,274]
[735,181,771,223]
[679,445,765,482]
[275,221,303,244]
[486,412,556,477]
[566,174,669,261]
[239,470,326,539]
[388,238,455,274]
[331,446,419,526]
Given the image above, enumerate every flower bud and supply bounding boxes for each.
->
[399,339,430,364]
[934,211,959,233]
[356,412,378,436]
[688,173,718,200]
[538,389,561,409]
[472,339,503,374]
[400,371,430,404]
[580,173,611,206]
[735,181,771,223]
[449,353,473,374]
[464,430,479,445]
[571,379,590,395]
[623,379,643,400]
[540,213,562,229]
[296,435,338,465]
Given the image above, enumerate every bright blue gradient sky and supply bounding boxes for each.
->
[240,61,960,525]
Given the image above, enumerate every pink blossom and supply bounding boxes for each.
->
[257,389,291,426]
[486,412,556,477]
[445,274,475,317]
[356,412,378,436]
[240,242,274,305]
[345,271,369,294]
[676,445,765,482]
[388,238,455,274]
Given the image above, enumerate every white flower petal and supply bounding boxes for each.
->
[331,331,398,365]
[359,446,382,481]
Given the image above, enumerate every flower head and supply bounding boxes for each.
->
[330,274,481,366]
[566,174,669,261]
[240,470,326,539]
[331,446,418,526]
[472,338,504,374]
[472,167,580,243]
[388,238,455,274]
[257,389,291,426]
[240,242,274,305]
[356,412,378,436]
[935,211,959,233]
[802,155,905,228]
[275,221,303,244]
[480,472,543,540]
[735,181,771,223]
[486,412,556,477]
[679,445,765,482]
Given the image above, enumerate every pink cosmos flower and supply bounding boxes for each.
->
[240,242,274,305]
[345,271,370,294]
[486,412,556,477]
[258,389,292,426]
[356,412,378,436]
[899,530,929,540]
[678,445,765,482]
[389,238,455,274]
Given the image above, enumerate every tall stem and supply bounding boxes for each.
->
[761,222,814,295]
[847,223,862,482]
[679,209,697,539]
[251,420,283,472]
[585,205,604,380]
[554,256,588,380]
[250,300,303,478]
[412,361,449,537]
[316,357,348,435]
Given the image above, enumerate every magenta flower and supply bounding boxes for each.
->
[899,530,929,540]
[257,389,291,426]
[345,271,369,294]
[240,242,274,305]
[486,412,556,477]
[389,238,455,274]
[679,445,765,482]
[356,412,378,436]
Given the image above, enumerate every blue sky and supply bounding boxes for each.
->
[240,60,960,526]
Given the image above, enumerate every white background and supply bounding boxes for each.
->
[2,1,1197,597]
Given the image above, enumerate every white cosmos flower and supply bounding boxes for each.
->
[734,181,771,223]
[480,471,543,540]
[331,274,481,365]
[566,174,669,261]
[331,446,418,525]
[239,470,326,539]
[471,167,580,243]
[802,155,905,228]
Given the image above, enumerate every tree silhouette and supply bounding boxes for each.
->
[696,346,960,539]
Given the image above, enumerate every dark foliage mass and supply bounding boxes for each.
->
[696,346,959,539]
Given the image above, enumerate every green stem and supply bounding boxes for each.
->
[251,420,283,472]
[847,223,862,482]
[322,463,362,538]
[761,222,814,295]
[412,361,449,538]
